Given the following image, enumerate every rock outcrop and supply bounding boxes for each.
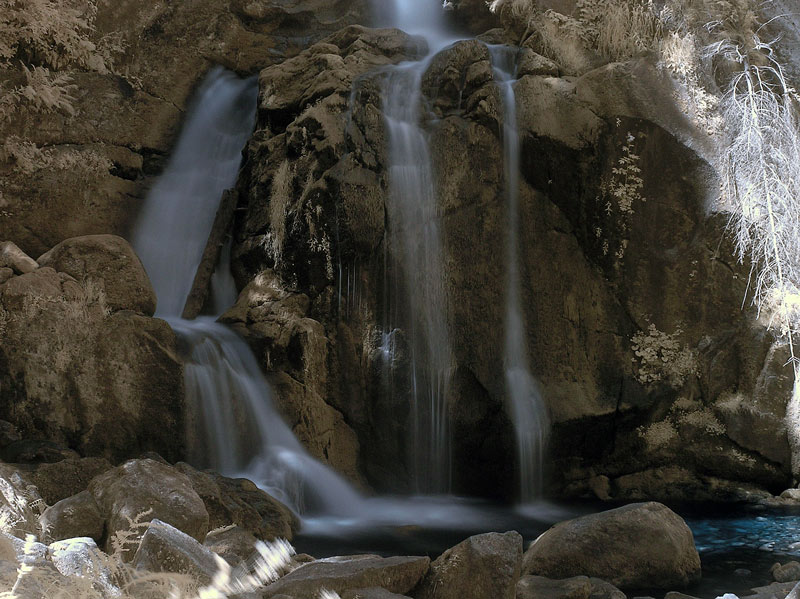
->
[37,234,157,315]
[232,22,794,499]
[1,0,795,505]
[0,0,371,258]
[0,253,184,463]
[232,25,426,486]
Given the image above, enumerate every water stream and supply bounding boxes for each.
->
[489,45,550,502]
[379,0,458,495]
[131,67,362,516]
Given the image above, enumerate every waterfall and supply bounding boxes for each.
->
[489,45,550,501]
[131,67,362,516]
[379,1,457,493]
[132,68,257,318]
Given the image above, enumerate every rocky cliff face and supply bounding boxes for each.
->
[0,0,794,502]
[231,17,794,499]
[0,0,369,258]
[0,236,185,463]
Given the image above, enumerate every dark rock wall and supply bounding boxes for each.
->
[233,27,794,499]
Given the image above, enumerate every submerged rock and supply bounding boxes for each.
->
[522,502,700,589]
[749,581,797,599]
[773,561,800,583]
[415,531,522,599]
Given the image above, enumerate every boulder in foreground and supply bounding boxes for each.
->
[522,502,701,589]
[263,555,430,598]
[415,531,522,599]
[89,459,209,558]
[132,519,219,585]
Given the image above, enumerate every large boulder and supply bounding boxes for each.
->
[40,490,105,543]
[0,266,184,463]
[37,234,157,315]
[132,519,219,585]
[415,531,523,599]
[773,561,800,583]
[88,459,210,557]
[175,462,299,541]
[522,503,701,589]
[262,555,430,598]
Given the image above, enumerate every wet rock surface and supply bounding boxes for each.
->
[230,19,791,500]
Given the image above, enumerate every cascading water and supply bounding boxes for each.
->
[380,0,457,494]
[132,69,256,318]
[489,46,550,501]
[131,67,362,516]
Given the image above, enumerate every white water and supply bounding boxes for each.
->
[133,27,550,528]
[489,45,550,501]
[131,67,362,516]
[132,68,258,318]
[380,0,458,494]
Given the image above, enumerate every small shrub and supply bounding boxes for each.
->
[631,322,696,388]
